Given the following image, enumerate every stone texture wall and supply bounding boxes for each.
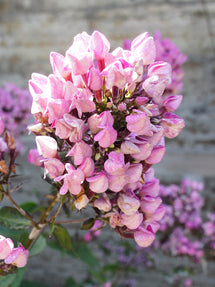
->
[0,0,215,286]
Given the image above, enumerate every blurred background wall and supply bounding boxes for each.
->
[0,0,215,286]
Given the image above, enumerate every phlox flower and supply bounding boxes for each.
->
[54,163,85,195]
[29,30,186,249]
[0,235,14,260]
[5,244,29,268]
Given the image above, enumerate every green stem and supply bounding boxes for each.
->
[40,193,60,223]
[26,223,48,250]
[25,193,60,249]
[53,219,87,224]
[49,196,65,224]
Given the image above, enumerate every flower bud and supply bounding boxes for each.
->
[140,195,162,214]
[93,193,111,212]
[140,178,160,197]
[28,149,44,167]
[145,144,165,164]
[67,141,92,165]
[131,32,156,65]
[90,31,110,60]
[87,172,109,193]
[134,226,155,248]
[0,235,14,260]
[117,193,140,215]
[145,204,166,221]
[121,212,143,230]
[75,193,89,210]
[162,95,183,112]
[5,244,29,268]
[160,112,185,138]
[94,126,117,148]
[44,158,65,179]
[87,67,103,90]
[126,109,150,135]
[36,136,58,158]
[79,157,95,177]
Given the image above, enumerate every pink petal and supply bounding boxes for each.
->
[90,30,110,60]
[0,236,14,260]
[94,126,117,148]
[134,227,155,248]
[36,136,57,158]
[67,141,92,165]
[87,172,109,193]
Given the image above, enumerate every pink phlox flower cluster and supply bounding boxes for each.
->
[0,83,32,153]
[203,212,215,250]
[0,235,29,268]
[159,179,204,230]
[157,179,205,262]
[28,30,185,248]
[162,227,203,262]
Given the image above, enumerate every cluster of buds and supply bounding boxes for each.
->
[0,83,32,153]
[0,235,29,273]
[159,179,204,231]
[28,30,185,247]
[124,30,187,95]
[161,227,203,262]
[156,179,204,262]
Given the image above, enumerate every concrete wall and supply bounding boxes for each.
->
[0,0,215,286]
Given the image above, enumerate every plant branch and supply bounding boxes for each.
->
[39,193,60,223]
[53,219,87,224]
[25,192,60,249]
[4,189,38,228]
[49,196,66,224]
[27,223,48,250]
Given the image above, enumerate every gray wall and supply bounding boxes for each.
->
[0,0,215,286]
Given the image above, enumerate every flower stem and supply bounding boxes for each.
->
[53,219,86,224]
[25,193,60,249]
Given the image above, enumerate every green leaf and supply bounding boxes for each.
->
[21,280,49,287]
[70,242,98,267]
[47,239,98,268]
[29,235,47,257]
[103,263,120,272]
[80,218,95,230]
[53,224,72,251]
[0,274,16,287]
[64,277,80,287]
[0,207,31,230]
[19,231,29,247]
[49,222,55,237]
[10,267,26,287]
[0,225,23,243]
[47,239,65,253]
[20,202,37,213]
[89,269,106,284]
